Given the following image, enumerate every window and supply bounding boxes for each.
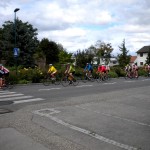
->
[140,62,143,66]
[140,53,143,57]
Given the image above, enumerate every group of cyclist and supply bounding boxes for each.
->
[47,62,110,82]
[48,62,150,81]
[0,62,150,87]
[124,64,139,78]
[124,63,150,78]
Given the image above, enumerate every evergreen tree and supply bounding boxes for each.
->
[0,19,39,67]
[117,39,130,67]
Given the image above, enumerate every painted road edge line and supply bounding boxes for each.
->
[76,85,93,88]
[14,98,45,104]
[33,108,138,150]
[38,88,61,91]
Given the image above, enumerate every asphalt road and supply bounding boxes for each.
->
[0,77,150,150]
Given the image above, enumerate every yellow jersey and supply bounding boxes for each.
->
[48,66,57,73]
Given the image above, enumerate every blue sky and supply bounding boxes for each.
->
[0,0,150,55]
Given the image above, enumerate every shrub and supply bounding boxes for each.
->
[138,67,147,76]
[111,66,125,77]
[108,71,118,78]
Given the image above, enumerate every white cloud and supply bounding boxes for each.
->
[0,0,150,56]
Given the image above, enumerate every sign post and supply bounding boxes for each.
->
[13,48,20,75]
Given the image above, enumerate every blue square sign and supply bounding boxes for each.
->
[13,48,19,57]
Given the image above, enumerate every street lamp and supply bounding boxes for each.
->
[14,8,20,75]
[14,8,20,48]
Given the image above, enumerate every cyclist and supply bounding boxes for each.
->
[125,64,132,78]
[105,64,110,75]
[0,64,9,87]
[84,63,93,78]
[97,64,107,79]
[65,63,75,82]
[47,64,57,79]
[132,64,138,78]
[144,64,150,76]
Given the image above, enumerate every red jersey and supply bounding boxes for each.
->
[98,65,106,72]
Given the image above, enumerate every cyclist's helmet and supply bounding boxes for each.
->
[0,64,2,66]
[49,64,52,66]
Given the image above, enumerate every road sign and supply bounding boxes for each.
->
[13,48,19,57]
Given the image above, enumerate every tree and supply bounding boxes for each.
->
[95,40,113,65]
[146,48,150,64]
[117,39,130,68]
[0,19,39,67]
[75,49,94,68]
[39,38,60,65]
[58,50,72,64]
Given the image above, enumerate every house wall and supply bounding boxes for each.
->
[136,53,147,66]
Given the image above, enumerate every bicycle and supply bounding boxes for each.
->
[42,73,61,86]
[96,72,111,82]
[0,77,14,90]
[124,71,138,80]
[61,73,79,87]
[81,71,95,83]
[145,70,150,78]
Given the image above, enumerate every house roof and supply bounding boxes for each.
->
[130,56,137,63]
[137,46,150,53]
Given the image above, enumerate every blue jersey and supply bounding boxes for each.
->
[84,64,93,71]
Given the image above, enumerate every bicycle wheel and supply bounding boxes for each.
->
[43,76,51,86]
[72,77,79,86]
[2,78,14,90]
[89,76,95,82]
[1,84,9,90]
[80,75,87,83]
[105,74,111,81]
[61,76,70,87]
[7,81,14,89]
[54,76,61,85]
[96,76,102,83]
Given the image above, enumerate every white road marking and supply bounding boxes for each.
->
[0,92,16,95]
[0,93,24,98]
[33,108,138,150]
[124,81,135,83]
[76,85,93,88]
[14,98,44,104]
[103,82,116,85]
[76,105,150,127]
[0,96,33,101]
[142,79,150,81]
[38,88,61,91]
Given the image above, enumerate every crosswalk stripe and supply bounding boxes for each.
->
[0,91,45,104]
[0,96,33,101]
[14,98,44,104]
[0,93,24,98]
[0,92,16,95]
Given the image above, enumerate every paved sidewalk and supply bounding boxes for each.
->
[0,128,49,150]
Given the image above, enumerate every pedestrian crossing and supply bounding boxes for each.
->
[0,90,45,105]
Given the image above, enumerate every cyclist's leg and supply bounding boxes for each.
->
[0,73,4,87]
[0,78,2,87]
